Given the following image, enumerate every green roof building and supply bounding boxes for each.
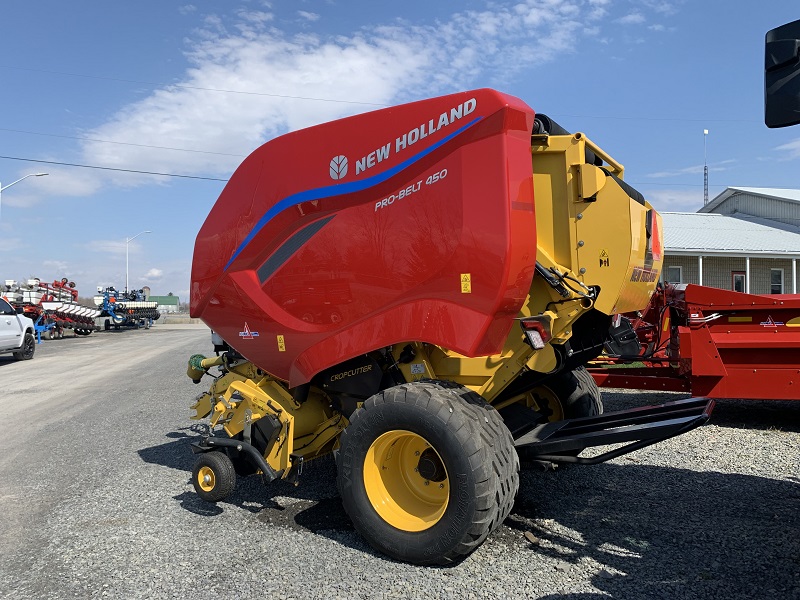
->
[149,295,180,313]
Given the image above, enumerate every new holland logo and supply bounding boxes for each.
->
[760,315,785,327]
[329,155,348,180]
[239,322,260,339]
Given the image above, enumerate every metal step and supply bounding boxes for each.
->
[514,397,714,465]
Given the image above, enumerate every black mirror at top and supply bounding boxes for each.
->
[765,19,800,128]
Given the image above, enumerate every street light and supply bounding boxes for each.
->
[0,173,48,220]
[125,230,151,294]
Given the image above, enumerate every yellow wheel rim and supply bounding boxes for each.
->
[363,430,449,532]
[526,386,565,422]
[197,466,216,492]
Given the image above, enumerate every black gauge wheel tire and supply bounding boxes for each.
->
[192,451,236,503]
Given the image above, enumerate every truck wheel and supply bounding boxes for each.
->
[337,381,519,565]
[13,333,35,361]
[192,451,236,502]
[528,366,603,421]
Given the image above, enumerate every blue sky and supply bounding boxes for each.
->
[0,1,798,301]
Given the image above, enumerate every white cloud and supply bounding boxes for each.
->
[298,11,320,22]
[617,13,646,25]
[179,5,196,15]
[143,268,164,280]
[43,260,70,273]
[644,188,704,212]
[776,139,800,160]
[72,1,614,188]
[14,1,682,207]
[647,159,736,178]
[639,0,682,16]
[85,240,130,255]
[0,237,23,252]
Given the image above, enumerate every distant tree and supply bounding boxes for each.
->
[168,292,174,296]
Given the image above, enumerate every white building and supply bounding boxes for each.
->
[661,188,800,294]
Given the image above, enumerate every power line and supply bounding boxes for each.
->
[0,64,760,123]
[0,127,247,157]
[629,182,725,188]
[0,154,791,190]
[0,64,387,107]
[0,155,229,181]
[553,113,762,124]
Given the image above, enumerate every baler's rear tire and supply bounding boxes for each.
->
[192,451,236,503]
[518,366,603,464]
[528,365,603,421]
[337,381,519,565]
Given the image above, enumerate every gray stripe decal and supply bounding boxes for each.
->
[256,215,336,284]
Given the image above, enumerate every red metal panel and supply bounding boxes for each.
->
[679,325,728,377]
[191,89,537,385]
[589,368,691,392]
[596,283,800,401]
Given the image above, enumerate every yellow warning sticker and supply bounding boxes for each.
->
[277,335,286,352]
[461,273,471,293]
[599,249,609,267]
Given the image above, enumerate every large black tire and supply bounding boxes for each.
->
[13,332,35,361]
[517,366,602,464]
[526,366,603,421]
[192,451,236,503]
[337,381,519,565]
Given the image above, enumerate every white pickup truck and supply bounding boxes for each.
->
[0,297,35,360]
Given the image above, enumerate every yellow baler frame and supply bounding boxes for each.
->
[391,132,663,403]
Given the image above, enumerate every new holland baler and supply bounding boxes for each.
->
[186,89,713,565]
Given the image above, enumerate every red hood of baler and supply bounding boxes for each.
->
[191,88,537,385]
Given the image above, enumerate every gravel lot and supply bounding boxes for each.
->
[0,326,797,599]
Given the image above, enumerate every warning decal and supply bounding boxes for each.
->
[599,249,609,267]
[461,273,472,293]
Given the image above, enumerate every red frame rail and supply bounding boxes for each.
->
[589,283,800,400]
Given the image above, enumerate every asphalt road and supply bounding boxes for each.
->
[0,326,798,599]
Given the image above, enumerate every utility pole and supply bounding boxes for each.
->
[703,129,709,205]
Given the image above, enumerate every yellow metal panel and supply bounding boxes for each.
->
[578,164,607,200]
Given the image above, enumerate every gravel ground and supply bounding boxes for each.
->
[0,327,798,599]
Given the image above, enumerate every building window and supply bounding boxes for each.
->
[732,272,745,293]
[771,268,784,294]
[665,266,682,283]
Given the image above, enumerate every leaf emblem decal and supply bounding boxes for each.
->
[329,155,348,180]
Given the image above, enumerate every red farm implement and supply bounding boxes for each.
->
[2,278,101,340]
[589,283,800,400]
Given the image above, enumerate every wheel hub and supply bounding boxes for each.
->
[417,448,446,482]
[197,466,216,492]
[363,430,449,532]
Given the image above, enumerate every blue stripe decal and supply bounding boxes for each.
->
[224,116,482,271]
